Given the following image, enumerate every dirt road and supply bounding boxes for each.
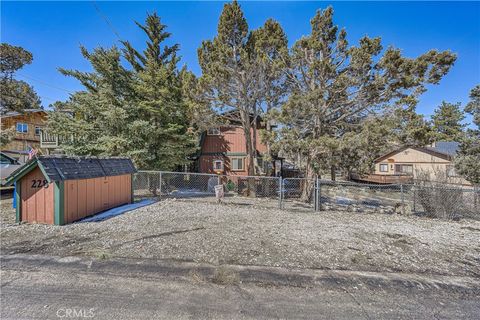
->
[1,254,479,319]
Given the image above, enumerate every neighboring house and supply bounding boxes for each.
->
[360,141,470,186]
[0,152,22,187]
[196,118,271,176]
[0,109,48,162]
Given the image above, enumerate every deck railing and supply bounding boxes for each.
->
[39,130,60,148]
[350,173,413,184]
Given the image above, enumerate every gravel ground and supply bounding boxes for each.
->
[1,197,479,277]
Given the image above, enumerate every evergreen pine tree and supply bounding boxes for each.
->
[431,101,466,142]
[48,13,196,170]
[197,1,288,175]
[273,6,455,196]
[455,85,480,186]
[0,43,41,114]
[392,99,434,146]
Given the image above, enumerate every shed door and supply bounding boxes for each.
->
[20,166,54,224]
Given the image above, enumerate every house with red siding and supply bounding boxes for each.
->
[197,122,269,176]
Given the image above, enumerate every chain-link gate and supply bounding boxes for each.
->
[219,175,281,210]
[281,178,316,212]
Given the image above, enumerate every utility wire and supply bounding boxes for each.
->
[17,73,74,94]
[91,0,122,41]
[1,92,58,102]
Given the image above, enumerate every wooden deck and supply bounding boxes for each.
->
[350,173,413,184]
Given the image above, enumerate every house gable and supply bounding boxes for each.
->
[374,146,452,164]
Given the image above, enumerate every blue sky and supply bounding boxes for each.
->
[2,1,479,123]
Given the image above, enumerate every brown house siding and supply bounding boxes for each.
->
[199,155,248,175]
[199,125,267,175]
[1,111,47,161]
[201,126,267,154]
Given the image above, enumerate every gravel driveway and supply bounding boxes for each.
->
[1,197,479,277]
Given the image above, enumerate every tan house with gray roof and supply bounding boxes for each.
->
[370,142,470,186]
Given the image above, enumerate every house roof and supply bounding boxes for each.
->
[218,110,264,125]
[5,155,136,185]
[1,109,47,118]
[0,152,18,163]
[374,144,457,163]
[428,141,460,157]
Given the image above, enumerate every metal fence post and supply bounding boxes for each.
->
[316,178,321,212]
[147,173,151,197]
[159,171,162,200]
[474,186,478,209]
[278,176,283,209]
[400,184,405,214]
[412,185,416,213]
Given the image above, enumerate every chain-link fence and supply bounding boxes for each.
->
[133,171,479,220]
[413,183,479,220]
[161,172,218,199]
[132,171,162,198]
[281,178,316,212]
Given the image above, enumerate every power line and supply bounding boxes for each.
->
[36,96,59,104]
[17,73,74,94]
[91,0,122,41]
[38,95,58,102]
[1,92,58,102]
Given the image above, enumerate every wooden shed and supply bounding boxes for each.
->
[6,156,137,225]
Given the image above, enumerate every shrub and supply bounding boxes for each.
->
[415,169,469,220]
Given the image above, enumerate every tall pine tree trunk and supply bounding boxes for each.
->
[301,157,315,203]
[266,120,272,175]
[252,118,260,174]
[243,117,256,197]
[330,165,336,181]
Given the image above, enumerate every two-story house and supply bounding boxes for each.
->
[1,109,48,162]
[196,118,270,176]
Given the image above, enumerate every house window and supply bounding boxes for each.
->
[35,126,42,136]
[257,157,271,173]
[379,163,388,172]
[207,128,221,135]
[213,159,224,171]
[257,157,265,172]
[16,122,28,133]
[395,164,413,175]
[231,157,244,171]
[446,165,457,177]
